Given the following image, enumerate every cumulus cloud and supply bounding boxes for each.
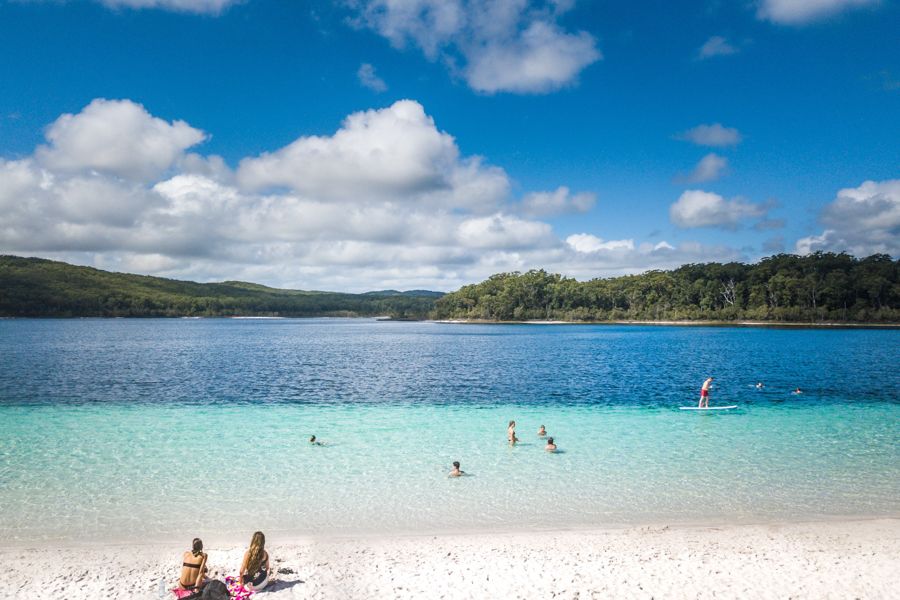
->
[357,63,388,92]
[237,100,510,211]
[675,123,742,147]
[0,98,744,292]
[670,190,768,229]
[697,36,738,59]
[96,0,238,13]
[520,186,595,216]
[681,153,728,183]
[757,0,877,24]
[796,179,900,256]
[464,21,601,94]
[36,99,207,182]
[349,0,601,94]
[457,213,555,249]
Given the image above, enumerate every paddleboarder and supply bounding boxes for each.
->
[699,377,713,408]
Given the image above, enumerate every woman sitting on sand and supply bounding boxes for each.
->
[178,538,208,591]
[239,531,270,591]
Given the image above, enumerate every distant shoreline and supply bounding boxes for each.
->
[431,318,900,329]
[2,315,899,328]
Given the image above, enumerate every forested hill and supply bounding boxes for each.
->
[3,253,898,322]
[0,256,440,318]
[433,253,900,323]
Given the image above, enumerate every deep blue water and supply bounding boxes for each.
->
[2,318,898,407]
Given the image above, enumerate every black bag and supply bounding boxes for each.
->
[201,580,229,600]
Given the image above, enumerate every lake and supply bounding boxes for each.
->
[1,318,898,543]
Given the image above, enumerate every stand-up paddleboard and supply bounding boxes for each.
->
[679,405,737,410]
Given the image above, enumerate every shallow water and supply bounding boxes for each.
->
[1,319,898,542]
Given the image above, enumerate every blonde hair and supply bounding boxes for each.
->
[246,531,266,575]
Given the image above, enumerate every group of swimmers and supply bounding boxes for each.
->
[449,420,558,477]
[702,376,803,407]
[177,531,271,595]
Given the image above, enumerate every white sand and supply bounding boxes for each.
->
[2,519,898,599]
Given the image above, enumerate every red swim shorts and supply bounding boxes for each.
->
[700,389,709,397]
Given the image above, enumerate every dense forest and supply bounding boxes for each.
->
[0,256,439,318]
[2,253,898,322]
[433,253,900,323]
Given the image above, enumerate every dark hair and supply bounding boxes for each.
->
[309,435,316,442]
[547,437,554,444]
[192,538,203,556]
[452,461,460,468]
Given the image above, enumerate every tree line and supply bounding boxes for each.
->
[2,253,898,322]
[0,256,437,319]
[432,253,899,323]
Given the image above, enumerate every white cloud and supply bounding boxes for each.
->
[796,179,900,256]
[0,98,746,292]
[520,186,595,216]
[457,213,555,249]
[350,0,601,94]
[675,123,742,147]
[697,36,738,59]
[670,190,768,229]
[464,21,601,94]
[97,0,238,14]
[36,99,207,182]
[566,233,634,253]
[237,100,507,211]
[357,63,388,92]
[757,0,877,24]
[683,153,728,183]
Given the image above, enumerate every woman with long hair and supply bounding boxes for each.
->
[239,531,270,591]
[178,538,208,591]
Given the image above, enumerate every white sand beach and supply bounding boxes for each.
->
[3,518,897,599]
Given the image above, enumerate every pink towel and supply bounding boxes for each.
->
[226,576,254,599]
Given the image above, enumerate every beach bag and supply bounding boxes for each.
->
[201,580,230,600]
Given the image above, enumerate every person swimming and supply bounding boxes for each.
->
[537,425,546,437]
[449,461,464,477]
[756,382,764,389]
[544,437,557,453]
[309,435,325,445]
[792,388,803,394]
[507,420,519,445]
[178,538,208,591]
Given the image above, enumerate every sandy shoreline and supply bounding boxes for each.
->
[3,518,897,599]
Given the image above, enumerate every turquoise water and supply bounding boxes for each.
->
[1,319,898,542]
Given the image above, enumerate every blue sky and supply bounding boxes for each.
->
[0,0,897,291]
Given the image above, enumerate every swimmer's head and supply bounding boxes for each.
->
[309,435,316,443]
[452,461,460,469]
[547,437,554,444]
[508,420,515,427]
